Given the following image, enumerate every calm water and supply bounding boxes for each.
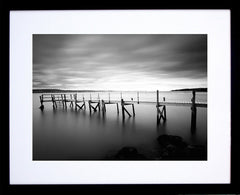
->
[33,91,207,160]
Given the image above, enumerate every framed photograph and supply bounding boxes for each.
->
[9,10,230,185]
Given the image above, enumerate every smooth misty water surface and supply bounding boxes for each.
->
[33,92,207,160]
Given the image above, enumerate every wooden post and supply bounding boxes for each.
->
[121,99,125,119]
[51,94,56,109]
[137,91,139,104]
[61,94,64,106]
[191,90,196,106]
[74,94,77,110]
[88,100,92,114]
[156,90,160,121]
[132,104,135,116]
[83,96,86,109]
[70,94,73,107]
[64,94,67,108]
[163,106,166,121]
[163,97,166,118]
[55,96,58,108]
[98,100,100,112]
[191,90,197,132]
[121,99,132,118]
[39,95,44,110]
[102,100,106,112]
[157,90,159,107]
[108,93,110,103]
[156,90,166,124]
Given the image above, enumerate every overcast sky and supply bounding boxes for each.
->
[33,34,207,91]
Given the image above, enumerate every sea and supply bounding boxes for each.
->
[33,91,207,160]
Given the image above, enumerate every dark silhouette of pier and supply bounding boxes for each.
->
[39,90,207,131]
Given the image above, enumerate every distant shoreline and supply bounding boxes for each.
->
[33,88,207,93]
[171,88,207,92]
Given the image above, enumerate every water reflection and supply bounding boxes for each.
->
[122,117,134,133]
[33,94,207,160]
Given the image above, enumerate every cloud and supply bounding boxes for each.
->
[33,34,207,90]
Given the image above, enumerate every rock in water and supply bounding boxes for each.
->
[157,134,205,160]
[157,134,187,149]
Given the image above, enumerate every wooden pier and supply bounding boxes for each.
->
[121,99,135,119]
[74,94,86,110]
[88,100,101,113]
[155,90,203,131]
[39,93,75,109]
[39,90,207,131]
[156,90,166,124]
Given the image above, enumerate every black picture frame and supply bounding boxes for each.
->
[2,1,240,194]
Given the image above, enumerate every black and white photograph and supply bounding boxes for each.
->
[9,9,232,185]
[33,34,207,161]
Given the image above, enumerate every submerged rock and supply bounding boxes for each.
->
[157,134,206,160]
[157,134,188,149]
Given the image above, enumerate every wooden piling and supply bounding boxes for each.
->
[101,100,106,112]
[156,90,166,124]
[121,99,125,119]
[88,100,92,114]
[132,104,135,116]
[98,100,100,112]
[137,91,139,104]
[61,94,64,106]
[74,94,77,110]
[191,91,197,132]
[83,97,86,109]
[121,98,135,118]
[163,97,166,117]
[88,100,100,113]
[51,94,56,109]
[64,94,67,108]
[39,95,44,110]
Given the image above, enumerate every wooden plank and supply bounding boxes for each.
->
[76,102,85,110]
[123,103,134,105]
[42,100,54,102]
[123,107,131,117]
[132,104,135,116]
[104,102,117,104]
